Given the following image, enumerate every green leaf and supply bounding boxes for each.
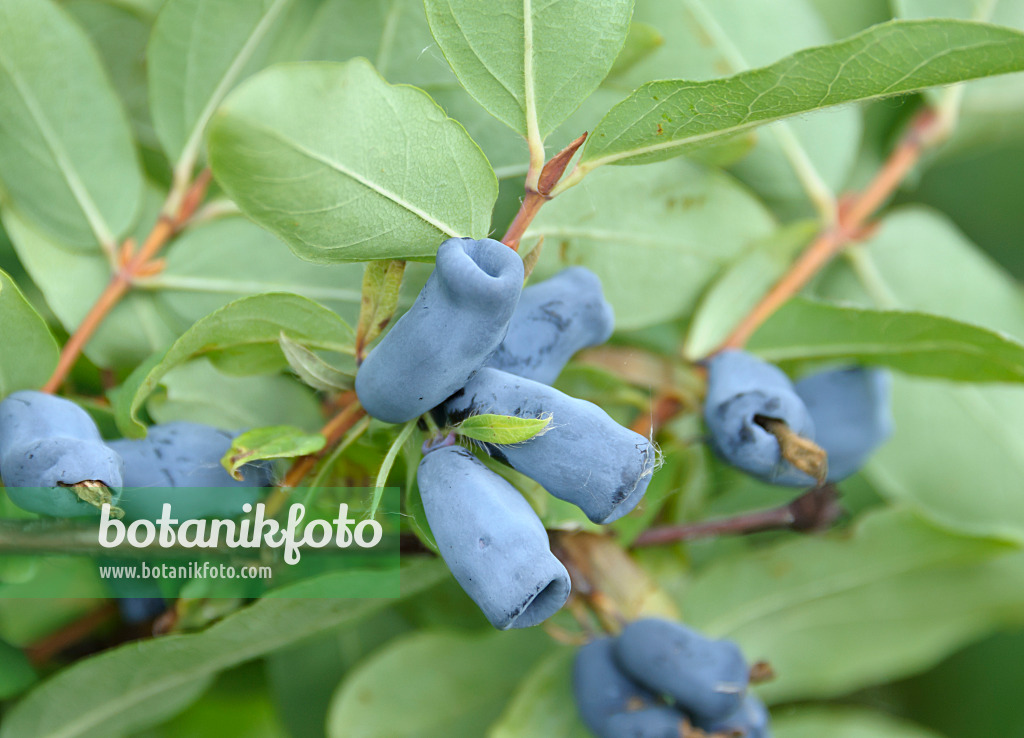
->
[0,561,447,738]
[684,220,817,360]
[65,0,158,149]
[578,19,1024,170]
[148,0,292,172]
[327,628,552,738]
[146,358,324,432]
[356,260,406,357]
[424,0,633,138]
[815,207,1024,542]
[0,0,143,247]
[208,59,498,263]
[619,0,862,214]
[895,0,1024,151]
[221,425,325,480]
[686,508,1017,703]
[279,333,354,392]
[115,293,353,437]
[525,159,775,329]
[455,413,552,445]
[4,200,367,369]
[748,297,1024,383]
[488,648,590,738]
[775,707,944,738]
[0,269,59,397]
[0,638,35,699]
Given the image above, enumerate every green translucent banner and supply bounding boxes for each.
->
[0,487,400,599]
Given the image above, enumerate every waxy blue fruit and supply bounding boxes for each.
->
[486,267,614,384]
[573,638,667,738]
[699,694,772,738]
[0,391,124,516]
[108,422,272,522]
[356,237,524,423]
[614,618,749,724]
[417,445,570,630]
[795,366,893,482]
[443,368,655,524]
[703,350,817,486]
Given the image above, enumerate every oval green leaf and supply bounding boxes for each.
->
[424,0,633,138]
[455,413,552,445]
[207,59,498,262]
[579,19,1024,170]
[0,0,143,247]
[0,269,59,397]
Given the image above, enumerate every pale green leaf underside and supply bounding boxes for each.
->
[424,0,633,138]
[749,297,1024,383]
[0,268,59,397]
[774,707,945,738]
[148,0,292,168]
[0,0,142,247]
[115,293,354,437]
[222,424,325,479]
[279,333,354,392]
[455,413,552,444]
[207,59,497,263]
[581,19,1024,168]
[0,562,446,738]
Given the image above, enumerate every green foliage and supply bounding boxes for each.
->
[0,268,58,396]
[221,425,326,479]
[0,0,143,247]
[579,20,1024,169]
[115,293,353,436]
[424,0,633,138]
[208,59,498,262]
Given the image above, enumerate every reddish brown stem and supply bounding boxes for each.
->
[715,109,939,353]
[280,393,366,489]
[24,603,118,666]
[41,170,214,393]
[631,485,842,547]
[502,132,587,251]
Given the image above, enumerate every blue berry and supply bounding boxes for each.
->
[604,708,687,738]
[486,266,614,384]
[443,368,655,524]
[574,638,668,737]
[698,694,772,738]
[703,350,816,486]
[356,237,524,423]
[107,422,272,522]
[794,366,892,482]
[417,445,570,630]
[613,618,749,724]
[117,596,167,624]
[0,391,124,516]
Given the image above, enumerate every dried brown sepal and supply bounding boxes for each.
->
[755,415,828,484]
[522,236,544,281]
[61,480,124,518]
[749,660,776,684]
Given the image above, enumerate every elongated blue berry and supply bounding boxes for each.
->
[108,422,272,522]
[486,267,614,384]
[574,638,671,738]
[604,708,687,738]
[417,445,570,630]
[614,618,749,724]
[0,391,123,516]
[794,366,893,482]
[443,368,655,524]
[356,238,524,423]
[703,350,816,486]
[699,694,772,738]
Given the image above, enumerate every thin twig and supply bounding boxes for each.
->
[631,485,842,547]
[41,170,214,393]
[713,109,941,353]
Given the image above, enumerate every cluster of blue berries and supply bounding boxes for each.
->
[0,390,272,623]
[355,237,657,629]
[704,350,892,486]
[574,618,769,738]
